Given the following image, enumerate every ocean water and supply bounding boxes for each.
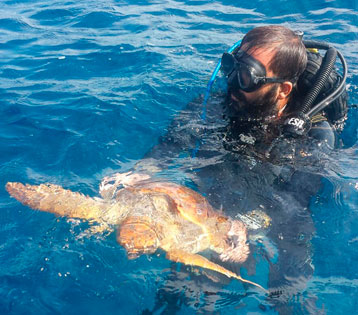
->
[1,0,358,314]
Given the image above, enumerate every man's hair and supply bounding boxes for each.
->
[238,25,307,82]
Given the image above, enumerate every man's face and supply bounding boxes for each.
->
[230,48,280,118]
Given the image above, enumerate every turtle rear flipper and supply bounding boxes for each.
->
[166,249,267,292]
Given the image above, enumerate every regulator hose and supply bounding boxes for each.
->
[302,40,348,118]
[299,44,337,114]
[281,39,348,137]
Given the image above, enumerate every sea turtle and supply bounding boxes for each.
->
[6,172,267,291]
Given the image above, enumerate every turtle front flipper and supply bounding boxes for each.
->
[166,249,267,293]
[6,182,108,222]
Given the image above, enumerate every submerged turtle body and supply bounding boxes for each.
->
[6,172,266,291]
[116,181,236,258]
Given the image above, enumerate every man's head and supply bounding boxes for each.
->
[224,25,307,119]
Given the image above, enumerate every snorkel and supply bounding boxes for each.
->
[192,39,241,157]
[201,39,242,120]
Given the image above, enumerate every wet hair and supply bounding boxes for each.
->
[238,25,307,82]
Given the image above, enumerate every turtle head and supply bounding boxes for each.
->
[219,219,249,263]
[117,217,160,259]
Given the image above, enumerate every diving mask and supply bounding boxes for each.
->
[221,50,290,93]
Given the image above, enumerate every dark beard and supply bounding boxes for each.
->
[222,89,282,156]
[228,84,279,120]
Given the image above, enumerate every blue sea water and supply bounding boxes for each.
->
[1,0,358,314]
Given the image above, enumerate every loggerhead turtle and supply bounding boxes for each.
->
[6,172,266,291]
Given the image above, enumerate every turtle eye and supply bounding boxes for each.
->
[226,234,239,247]
[217,216,228,223]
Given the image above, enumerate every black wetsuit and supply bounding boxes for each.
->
[141,93,334,314]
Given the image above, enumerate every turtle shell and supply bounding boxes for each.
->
[134,182,220,224]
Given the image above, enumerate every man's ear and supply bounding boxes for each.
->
[277,81,293,100]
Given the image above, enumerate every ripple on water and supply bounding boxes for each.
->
[30,8,75,23]
[0,18,32,32]
[72,11,123,29]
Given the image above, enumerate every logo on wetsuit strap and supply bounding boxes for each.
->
[287,117,305,129]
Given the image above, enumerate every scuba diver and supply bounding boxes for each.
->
[140,25,348,314]
[144,25,348,168]
[218,25,348,153]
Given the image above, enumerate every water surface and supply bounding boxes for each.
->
[1,0,358,313]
